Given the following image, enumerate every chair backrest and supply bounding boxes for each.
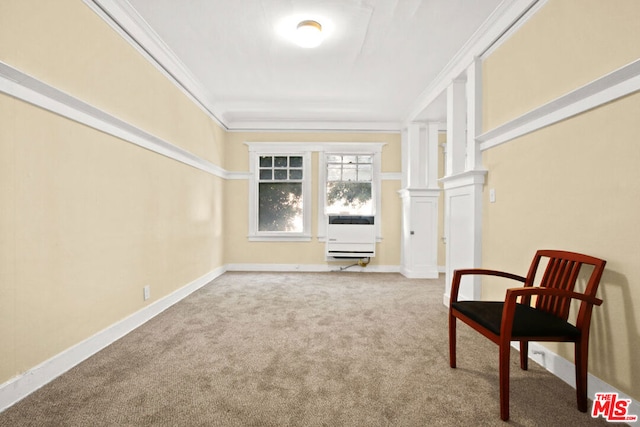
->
[523,250,607,322]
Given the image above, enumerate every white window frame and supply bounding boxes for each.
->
[317,143,384,241]
[247,143,312,241]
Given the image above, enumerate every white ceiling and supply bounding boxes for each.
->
[94,0,508,131]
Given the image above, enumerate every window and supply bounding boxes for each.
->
[258,155,304,232]
[325,154,374,215]
[317,144,384,241]
[247,145,311,241]
[247,141,383,242]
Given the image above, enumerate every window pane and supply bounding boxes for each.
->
[259,183,303,232]
[289,169,303,180]
[326,182,372,215]
[343,155,358,164]
[260,156,272,167]
[259,169,272,180]
[326,155,342,163]
[274,169,287,180]
[357,155,372,164]
[289,156,303,168]
[358,164,372,181]
[342,164,357,181]
[274,156,288,167]
[327,165,342,181]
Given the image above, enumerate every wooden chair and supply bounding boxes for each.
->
[448,249,606,421]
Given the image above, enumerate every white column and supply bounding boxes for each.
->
[405,123,422,188]
[441,72,486,305]
[446,78,466,176]
[399,122,441,279]
[466,58,482,171]
[426,122,440,189]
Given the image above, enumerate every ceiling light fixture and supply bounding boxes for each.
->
[295,20,323,48]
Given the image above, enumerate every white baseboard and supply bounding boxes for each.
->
[443,292,451,307]
[0,267,226,412]
[7,266,634,420]
[520,342,639,419]
[225,263,401,273]
[400,266,440,279]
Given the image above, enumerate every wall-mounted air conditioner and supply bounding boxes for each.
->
[326,215,376,259]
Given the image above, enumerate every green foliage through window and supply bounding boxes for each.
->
[326,154,373,214]
[258,155,304,232]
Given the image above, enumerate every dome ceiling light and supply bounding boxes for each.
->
[295,19,323,48]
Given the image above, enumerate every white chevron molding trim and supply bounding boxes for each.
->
[0,267,226,412]
[478,59,640,151]
[0,61,228,179]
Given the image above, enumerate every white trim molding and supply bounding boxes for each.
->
[480,0,547,59]
[404,0,540,124]
[226,120,404,133]
[225,263,401,273]
[0,61,229,179]
[316,144,385,241]
[245,143,315,242]
[0,267,226,412]
[84,0,405,133]
[523,342,640,421]
[83,0,227,129]
[244,142,390,243]
[440,170,487,306]
[478,59,640,151]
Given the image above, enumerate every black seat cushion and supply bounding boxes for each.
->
[452,301,580,338]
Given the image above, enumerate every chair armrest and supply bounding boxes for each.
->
[450,269,526,304]
[504,287,603,307]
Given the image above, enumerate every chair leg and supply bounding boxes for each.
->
[575,339,588,412]
[499,341,511,421]
[449,312,457,368]
[520,341,529,370]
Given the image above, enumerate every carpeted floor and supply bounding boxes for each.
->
[0,272,612,426]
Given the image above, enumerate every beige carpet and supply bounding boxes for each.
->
[0,272,612,426]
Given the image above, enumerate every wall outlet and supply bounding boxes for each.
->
[489,188,496,203]
[143,285,151,301]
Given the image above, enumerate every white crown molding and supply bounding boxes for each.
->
[0,61,229,179]
[85,0,404,133]
[478,58,640,151]
[225,120,403,133]
[0,267,225,412]
[480,0,548,59]
[404,0,540,124]
[84,0,227,130]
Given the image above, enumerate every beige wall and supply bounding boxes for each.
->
[483,0,640,130]
[481,0,640,401]
[0,1,225,384]
[224,132,402,267]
